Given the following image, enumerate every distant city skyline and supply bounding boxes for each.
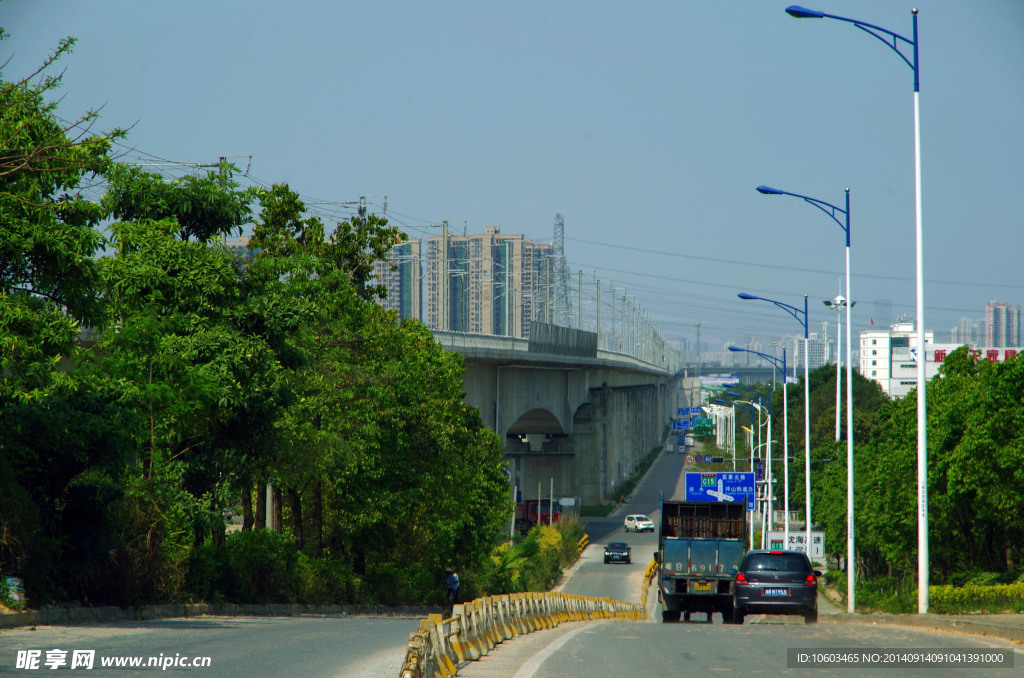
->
[5,1,1022,353]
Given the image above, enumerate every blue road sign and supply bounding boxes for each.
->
[684,472,755,510]
[671,420,684,431]
[688,407,703,416]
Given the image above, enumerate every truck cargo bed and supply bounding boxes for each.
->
[661,502,746,540]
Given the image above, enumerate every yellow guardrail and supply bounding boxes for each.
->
[639,557,658,614]
[577,533,589,552]
[398,591,643,678]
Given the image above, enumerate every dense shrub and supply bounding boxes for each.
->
[476,518,585,596]
[184,530,360,605]
[824,571,1024,614]
[931,582,1024,614]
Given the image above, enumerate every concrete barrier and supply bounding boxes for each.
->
[398,591,643,678]
[639,557,658,614]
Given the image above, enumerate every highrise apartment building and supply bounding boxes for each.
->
[423,226,553,337]
[374,226,555,337]
[374,240,422,320]
[794,332,829,371]
[985,301,1021,347]
[950,316,983,346]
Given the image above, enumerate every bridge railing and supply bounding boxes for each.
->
[432,330,529,353]
[433,329,682,375]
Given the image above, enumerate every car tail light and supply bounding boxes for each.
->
[804,574,817,586]
[736,572,747,583]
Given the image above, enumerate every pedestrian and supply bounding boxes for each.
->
[446,569,460,608]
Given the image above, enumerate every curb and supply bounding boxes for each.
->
[822,612,1024,645]
[0,603,440,630]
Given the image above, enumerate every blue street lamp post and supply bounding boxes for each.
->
[756,185,854,611]
[716,397,761,551]
[785,2,927,616]
[738,294,808,552]
[726,346,787,544]
[728,388,772,543]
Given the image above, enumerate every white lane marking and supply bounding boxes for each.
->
[511,623,599,678]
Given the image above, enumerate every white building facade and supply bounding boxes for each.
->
[860,320,1020,398]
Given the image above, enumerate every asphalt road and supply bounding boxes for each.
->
[506,618,1023,678]
[461,445,1024,677]
[0,615,418,677]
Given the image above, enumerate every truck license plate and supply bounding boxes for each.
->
[691,581,713,592]
[763,588,789,597]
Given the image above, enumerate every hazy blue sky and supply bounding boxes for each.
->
[4,1,1023,352]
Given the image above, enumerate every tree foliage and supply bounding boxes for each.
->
[0,41,508,607]
[803,348,1024,583]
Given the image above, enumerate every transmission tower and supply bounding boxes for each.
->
[552,213,572,326]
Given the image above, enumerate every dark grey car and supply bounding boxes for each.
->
[604,541,631,564]
[733,549,820,624]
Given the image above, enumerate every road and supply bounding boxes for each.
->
[0,615,418,677]
[557,442,684,607]
[463,445,1024,677]
[490,619,1022,678]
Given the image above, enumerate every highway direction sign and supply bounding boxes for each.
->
[684,472,755,509]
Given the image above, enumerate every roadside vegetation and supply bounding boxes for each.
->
[1,34,510,609]
[725,347,1024,614]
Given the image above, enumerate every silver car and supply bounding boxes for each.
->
[624,514,655,533]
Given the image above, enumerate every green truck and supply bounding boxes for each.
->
[655,496,748,623]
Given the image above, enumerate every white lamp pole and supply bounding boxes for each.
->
[785,0,926,616]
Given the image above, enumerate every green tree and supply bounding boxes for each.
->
[0,33,133,603]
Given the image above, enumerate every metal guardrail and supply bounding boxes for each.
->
[398,591,644,678]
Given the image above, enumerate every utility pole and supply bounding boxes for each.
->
[578,270,583,330]
[545,256,551,324]
[441,221,449,331]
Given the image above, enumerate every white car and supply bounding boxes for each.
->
[624,514,655,533]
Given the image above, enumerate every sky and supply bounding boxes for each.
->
[4,0,1023,354]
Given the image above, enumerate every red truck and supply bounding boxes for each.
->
[515,499,561,533]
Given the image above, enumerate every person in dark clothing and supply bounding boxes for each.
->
[446,569,460,608]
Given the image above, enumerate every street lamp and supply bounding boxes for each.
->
[737,293,809,556]
[726,345,787,538]
[785,1,925,616]
[727,386,772,534]
[707,402,736,470]
[756,185,855,611]
[716,397,760,551]
[824,295,857,440]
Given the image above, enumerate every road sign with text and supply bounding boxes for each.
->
[684,472,755,510]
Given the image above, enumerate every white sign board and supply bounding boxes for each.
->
[766,530,825,561]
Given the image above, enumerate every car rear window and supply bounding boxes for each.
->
[743,554,809,572]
